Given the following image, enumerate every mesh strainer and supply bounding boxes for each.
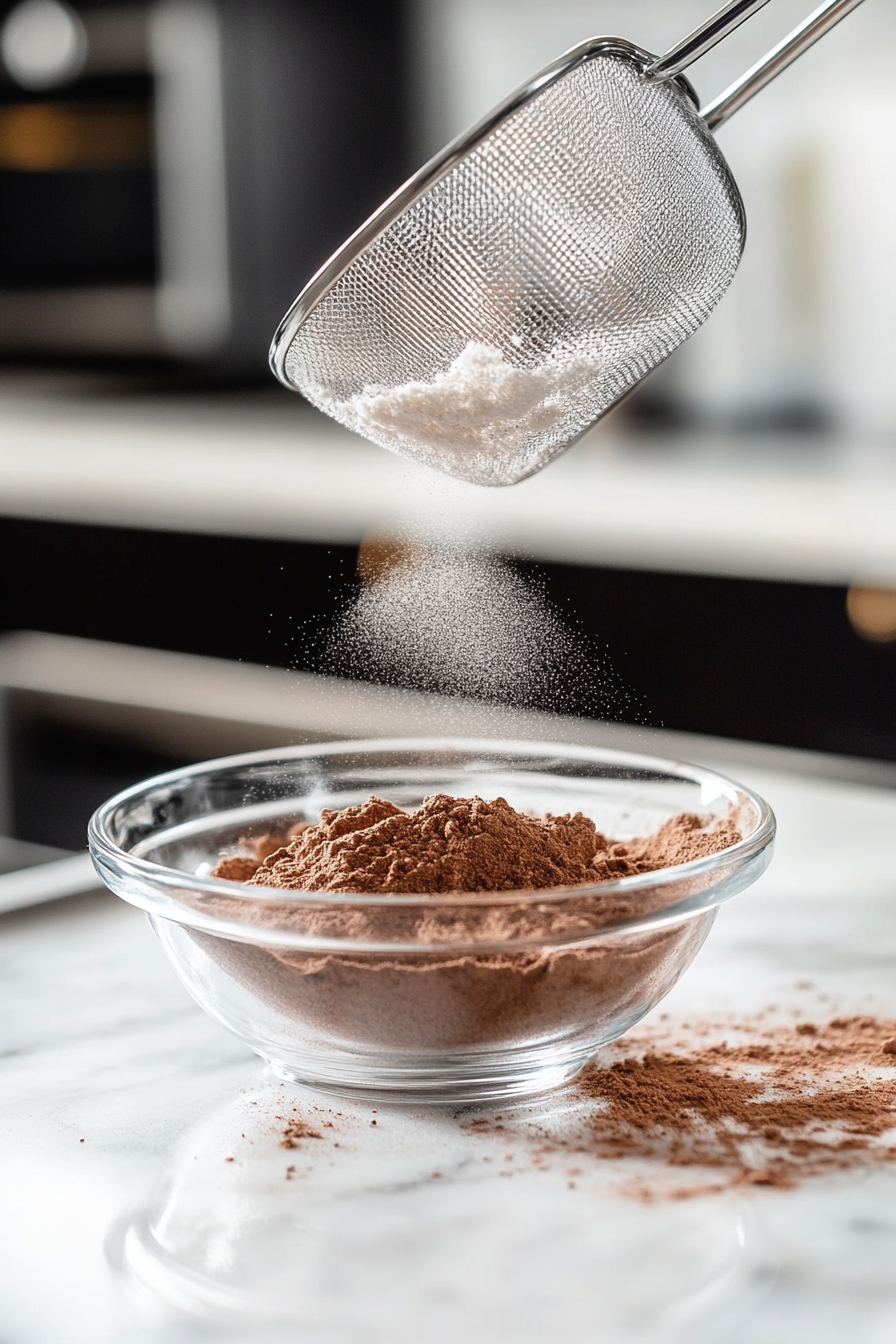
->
[271,0,866,486]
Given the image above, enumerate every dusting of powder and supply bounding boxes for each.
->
[317,541,636,720]
[466,1015,896,1199]
[326,342,597,484]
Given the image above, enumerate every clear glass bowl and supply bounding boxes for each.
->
[89,738,774,1103]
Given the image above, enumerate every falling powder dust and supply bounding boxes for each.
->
[328,342,599,486]
[312,536,638,722]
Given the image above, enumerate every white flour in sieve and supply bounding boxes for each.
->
[326,343,597,485]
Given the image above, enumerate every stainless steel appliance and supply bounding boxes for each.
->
[0,0,409,373]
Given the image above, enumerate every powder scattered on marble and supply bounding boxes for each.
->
[211,794,739,895]
[466,1015,896,1198]
[279,1116,323,1150]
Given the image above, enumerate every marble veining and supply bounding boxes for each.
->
[2,761,896,1343]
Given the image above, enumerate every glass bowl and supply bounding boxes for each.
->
[89,738,775,1103]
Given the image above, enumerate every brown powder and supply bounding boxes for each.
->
[279,1116,323,1150]
[467,1015,896,1198]
[211,794,739,894]
[195,796,742,1060]
[210,822,312,886]
[212,855,262,883]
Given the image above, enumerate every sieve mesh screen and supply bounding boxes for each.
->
[282,50,744,486]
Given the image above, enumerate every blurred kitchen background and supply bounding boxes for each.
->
[0,0,895,856]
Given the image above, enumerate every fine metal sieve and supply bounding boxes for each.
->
[271,0,866,487]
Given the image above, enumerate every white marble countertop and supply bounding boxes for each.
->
[3,752,896,1344]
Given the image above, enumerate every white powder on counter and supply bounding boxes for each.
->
[325,342,599,486]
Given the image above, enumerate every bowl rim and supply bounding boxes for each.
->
[88,737,776,923]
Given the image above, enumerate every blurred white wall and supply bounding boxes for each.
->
[414,0,896,436]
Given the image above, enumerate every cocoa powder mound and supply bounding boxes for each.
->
[467,1015,896,1198]
[211,794,739,894]
[194,796,742,1059]
[213,855,261,883]
[211,823,312,886]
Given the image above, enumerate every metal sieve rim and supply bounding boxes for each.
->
[268,35,700,389]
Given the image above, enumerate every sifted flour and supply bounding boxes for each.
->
[320,540,636,721]
[327,342,597,486]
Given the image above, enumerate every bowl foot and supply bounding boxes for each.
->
[258,1048,591,1105]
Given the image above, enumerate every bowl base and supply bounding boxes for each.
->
[258,1049,591,1105]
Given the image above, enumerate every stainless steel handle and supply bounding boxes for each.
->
[647,0,773,82]
[702,0,868,129]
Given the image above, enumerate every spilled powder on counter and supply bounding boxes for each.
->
[465,1015,896,1198]
[274,1102,347,1177]
[279,1116,323,1150]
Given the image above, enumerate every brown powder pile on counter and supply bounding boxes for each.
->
[279,1116,323,1149]
[468,1015,896,1197]
[211,794,739,893]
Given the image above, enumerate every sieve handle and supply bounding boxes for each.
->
[701,0,868,129]
[647,0,773,82]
